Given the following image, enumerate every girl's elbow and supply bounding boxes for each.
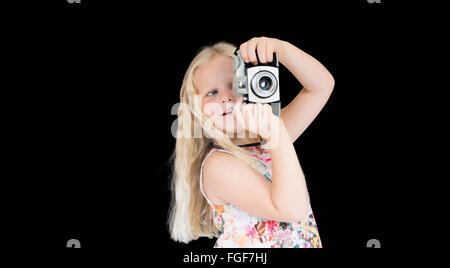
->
[293,210,309,223]
[328,75,335,92]
[284,205,309,223]
[318,76,335,95]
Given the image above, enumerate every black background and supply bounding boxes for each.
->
[0,0,446,248]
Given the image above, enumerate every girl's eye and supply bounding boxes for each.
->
[207,89,218,97]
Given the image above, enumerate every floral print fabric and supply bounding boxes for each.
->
[199,145,322,248]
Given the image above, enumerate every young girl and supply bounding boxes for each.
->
[168,37,334,248]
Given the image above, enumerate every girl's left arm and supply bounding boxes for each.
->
[240,37,335,143]
[277,40,335,142]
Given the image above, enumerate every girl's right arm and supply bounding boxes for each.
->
[265,118,310,221]
[202,102,309,222]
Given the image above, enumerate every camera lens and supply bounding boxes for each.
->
[251,71,277,98]
[258,76,273,91]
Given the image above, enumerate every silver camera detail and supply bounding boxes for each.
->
[232,50,281,116]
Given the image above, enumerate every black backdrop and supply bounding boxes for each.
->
[1,0,446,249]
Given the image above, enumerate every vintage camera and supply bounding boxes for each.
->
[232,49,281,116]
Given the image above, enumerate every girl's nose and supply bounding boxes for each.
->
[220,95,233,103]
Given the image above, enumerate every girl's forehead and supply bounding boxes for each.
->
[195,56,233,89]
[201,56,232,76]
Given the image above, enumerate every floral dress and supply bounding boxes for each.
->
[199,145,322,248]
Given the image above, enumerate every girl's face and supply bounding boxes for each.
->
[194,55,244,135]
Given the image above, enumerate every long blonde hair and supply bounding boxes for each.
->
[168,41,262,243]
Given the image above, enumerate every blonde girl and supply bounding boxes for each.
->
[168,37,334,248]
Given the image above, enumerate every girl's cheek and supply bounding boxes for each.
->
[202,101,212,116]
[203,102,222,118]
[203,106,214,117]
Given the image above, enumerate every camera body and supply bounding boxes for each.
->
[232,50,281,116]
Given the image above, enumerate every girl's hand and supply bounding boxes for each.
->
[239,37,286,65]
[233,96,281,143]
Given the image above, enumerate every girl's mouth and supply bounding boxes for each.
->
[222,108,233,116]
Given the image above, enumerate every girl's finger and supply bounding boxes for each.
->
[243,104,254,133]
[233,96,245,128]
[246,40,258,65]
[250,104,258,134]
[251,105,258,134]
[239,43,249,63]
[253,103,259,120]
[266,104,273,134]
[257,39,267,64]
[257,103,264,136]
[241,104,249,131]
[265,103,273,115]
[232,96,240,118]
[266,41,274,63]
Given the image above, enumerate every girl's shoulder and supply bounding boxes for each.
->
[203,146,271,173]
[202,148,238,172]
[201,148,234,206]
[202,147,240,168]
